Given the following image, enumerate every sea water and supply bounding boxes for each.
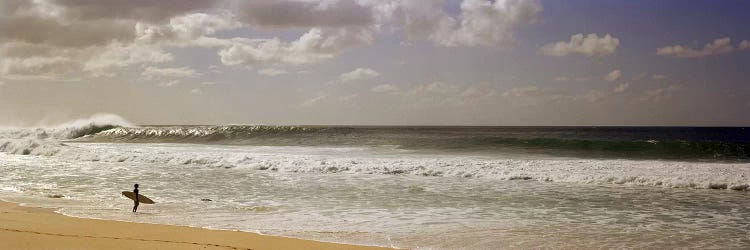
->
[1,115,749,249]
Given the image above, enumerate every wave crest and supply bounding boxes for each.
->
[0,113,134,155]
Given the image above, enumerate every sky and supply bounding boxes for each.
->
[1,0,749,126]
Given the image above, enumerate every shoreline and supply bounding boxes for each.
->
[0,201,395,250]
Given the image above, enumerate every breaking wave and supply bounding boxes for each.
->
[3,141,749,192]
[80,126,750,161]
[1,115,748,191]
[0,113,134,155]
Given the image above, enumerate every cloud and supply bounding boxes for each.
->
[553,76,570,82]
[0,0,549,81]
[218,27,376,65]
[134,13,239,45]
[399,81,502,108]
[652,74,667,80]
[48,0,223,22]
[299,93,326,107]
[233,0,374,29]
[613,83,629,93]
[391,0,543,47]
[370,84,399,93]
[339,68,381,82]
[257,68,289,76]
[142,66,199,80]
[0,15,136,48]
[1,35,240,78]
[141,66,199,86]
[412,81,461,96]
[460,86,481,97]
[604,69,621,82]
[83,42,173,77]
[584,90,605,103]
[635,85,682,103]
[502,86,539,97]
[0,1,215,79]
[339,94,358,102]
[740,40,750,50]
[1,56,79,77]
[656,37,736,58]
[539,33,620,57]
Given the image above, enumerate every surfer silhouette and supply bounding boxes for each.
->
[132,184,139,213]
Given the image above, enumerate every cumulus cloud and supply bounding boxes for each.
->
[141,66,199,86]
[1,0,550,80]
[1,56,79,77]
[370,83,399,93]
[219,27,376,65]
[584,90,605,103]
[391,0,542,47]
[233,0,373,29]
[739,40,750,50]
[652,74,667,80]
[613,83,629,93]
[0,16,136,48]
[135,13,239,45]
[635,85,682,103]
[0,0,218,79]
[656,37,737,58]
[142,66,198,79]
[539,33,620,57]
[339,94,358,102]
[84,42,173,77]
[604,69,621,82]
[0,0,548,80]
[412,81,462,96]
[257,68,289,76]
[48,0,223,22]
[299,93,326,107]
[339,68,381,82]
[554,76,570,82]
[502,86,539,97]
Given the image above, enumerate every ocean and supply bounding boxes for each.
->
[1,115,749,249]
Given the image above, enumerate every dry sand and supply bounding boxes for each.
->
[0,201,394,250]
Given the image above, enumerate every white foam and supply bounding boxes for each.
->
[1,114,748,192]
[5,141,748,191]
[2,142,749,249]
[0,113,135,140]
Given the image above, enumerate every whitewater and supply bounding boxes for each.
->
[1,114,749,249]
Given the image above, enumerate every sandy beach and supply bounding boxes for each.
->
[0,201,393,250]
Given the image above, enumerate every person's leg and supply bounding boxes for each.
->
[133,201,138,212]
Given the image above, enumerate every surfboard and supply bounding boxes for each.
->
[122,191,155,204]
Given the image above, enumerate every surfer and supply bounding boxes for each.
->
[132,184,139,213]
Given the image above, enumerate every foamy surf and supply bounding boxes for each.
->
[1,115,749,249]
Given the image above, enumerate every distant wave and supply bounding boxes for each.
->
[420,137,750,160]
[88,125,320,142]
[77,126,750,161]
